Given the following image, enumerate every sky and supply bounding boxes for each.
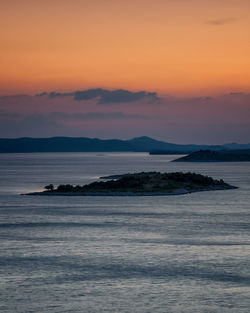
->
[0,0,249,143]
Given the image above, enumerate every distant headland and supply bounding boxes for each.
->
[24,172,237,196]
[172,150,250,162]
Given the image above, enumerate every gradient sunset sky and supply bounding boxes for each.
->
[0,0,249,143]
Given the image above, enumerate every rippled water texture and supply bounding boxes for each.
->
[0,153,250,312]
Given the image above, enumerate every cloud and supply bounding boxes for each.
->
[206,17,237,26]
[35,91,74,98]
[35,88,160,104]
[74,88,107,101]
[75,89,159,104]
[49,91,74,98]
[35,92,48,97]
[184,96,213,103]
[229,92,247,96]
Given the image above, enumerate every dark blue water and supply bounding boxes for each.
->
[0,153,250,312]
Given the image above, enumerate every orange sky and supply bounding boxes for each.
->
[1,0,250,95]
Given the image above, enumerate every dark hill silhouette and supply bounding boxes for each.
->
[0,136,249,153]
[172,149,250,162]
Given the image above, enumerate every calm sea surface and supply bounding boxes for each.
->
[0,152,250,313]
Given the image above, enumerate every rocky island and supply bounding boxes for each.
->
[25,172,237,196]
[172,149,250,162]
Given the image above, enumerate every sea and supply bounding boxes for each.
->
[0,152,250,313]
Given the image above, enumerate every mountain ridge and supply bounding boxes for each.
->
[0,136,250,153]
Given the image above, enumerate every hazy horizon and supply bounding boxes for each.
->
[0,89,249,144]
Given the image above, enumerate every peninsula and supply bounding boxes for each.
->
[25,172,237,196]
[172,150,250,162]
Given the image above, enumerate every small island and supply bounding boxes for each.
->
[24,172,237,196]
[172,149,250,162]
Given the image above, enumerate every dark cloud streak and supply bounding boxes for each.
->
[35,88,160,104]
[206,17,237,26]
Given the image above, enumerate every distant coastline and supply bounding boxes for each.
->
[1,136,250,153]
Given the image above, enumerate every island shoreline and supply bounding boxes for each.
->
[23,185,237,196]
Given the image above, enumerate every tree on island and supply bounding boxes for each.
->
[44,184,54,191]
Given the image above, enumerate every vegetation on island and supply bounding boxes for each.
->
[25,171,237,196]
